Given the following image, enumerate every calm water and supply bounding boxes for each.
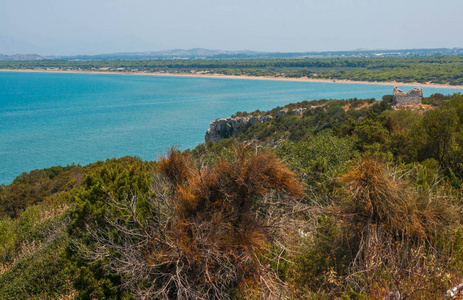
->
[1,71,461,184]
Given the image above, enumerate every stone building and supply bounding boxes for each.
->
[391,86,422,106]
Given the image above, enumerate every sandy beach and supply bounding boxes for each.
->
[1,68,462,89]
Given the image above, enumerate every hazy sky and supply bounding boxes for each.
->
[1,0,462,55]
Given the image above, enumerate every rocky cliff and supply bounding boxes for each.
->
[205,107,310,142]
[205,115,273,142]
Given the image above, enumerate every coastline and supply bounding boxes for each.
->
[1,68,463,89]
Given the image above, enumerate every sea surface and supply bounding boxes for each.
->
[1,71,461,185]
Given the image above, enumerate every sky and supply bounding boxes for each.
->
[1,0,462,55]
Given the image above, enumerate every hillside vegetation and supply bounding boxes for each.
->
[1,93,463,299]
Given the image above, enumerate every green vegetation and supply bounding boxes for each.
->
[2,56,463,85]
[1,93,463,299]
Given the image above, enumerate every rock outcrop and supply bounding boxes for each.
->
[205,115,273,142]
[392,86,422,106]
[277,108,307,117]
[204,106,309,142]
[292,108,307,116]
[277,109,288,116]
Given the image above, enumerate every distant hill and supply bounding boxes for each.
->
[50,48,262,60]
[54,48,463,61]
[2,47,459,61]
[0,53,45,61]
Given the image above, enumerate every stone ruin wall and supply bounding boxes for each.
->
[392,86,423,106]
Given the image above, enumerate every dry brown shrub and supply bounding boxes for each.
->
[80,145,304,299]
[158,147,193,186]
[337,158,459,298]
[340,158,426,238]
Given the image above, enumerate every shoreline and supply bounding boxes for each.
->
[1,68,463,89]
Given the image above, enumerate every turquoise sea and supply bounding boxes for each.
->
[1,71,461,185]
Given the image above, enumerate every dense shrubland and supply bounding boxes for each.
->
[1,93,463,299]
[2,56,463,85]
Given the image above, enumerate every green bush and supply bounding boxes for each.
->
[0,233,72,299]
[0,217,16,261]
[278,134,355,185]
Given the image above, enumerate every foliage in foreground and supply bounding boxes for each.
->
[338,159,460,297]
[74,146,304,299]
[0,200,74,299]
[1,94,463,299]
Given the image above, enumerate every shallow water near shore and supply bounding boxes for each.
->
[1,71,461,184]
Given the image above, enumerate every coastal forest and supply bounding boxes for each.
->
[2,56,463,85]
[1,92,463,299]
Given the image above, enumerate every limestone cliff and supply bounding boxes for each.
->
[205,115,273,142]
[205,107,310,142]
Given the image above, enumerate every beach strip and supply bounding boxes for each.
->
[1,68,462,89]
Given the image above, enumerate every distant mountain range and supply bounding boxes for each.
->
[1,47,463,61]
[0,53,44,61]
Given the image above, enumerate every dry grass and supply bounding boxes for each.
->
[391,104,434,114]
